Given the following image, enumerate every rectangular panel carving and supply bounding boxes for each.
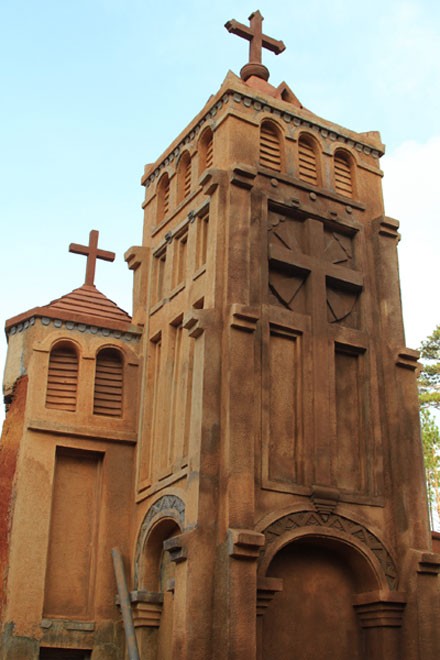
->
[167,322,194,471]
[266,326,301,484]
[333,348,365,492]
[139,334,162,486]
[44,450,101,618]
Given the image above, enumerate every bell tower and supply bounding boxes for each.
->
[129,10,440,660]
[1,10,439,660]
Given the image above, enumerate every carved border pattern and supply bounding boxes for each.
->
[262,511,398,590]
[134,495,185,587]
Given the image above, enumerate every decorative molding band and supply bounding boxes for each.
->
[230,164,257,189]
[354,601,406,628]
[377,216,400,240]
[230,92,383,157]
[7,316,141,343]
[257,577,283,616]
[230,304,260,332]
[130,592,164,628]
[41,618,95,633]
[163,533,189,564]
[417,552,440,576]
[396,348,420,371]
[228,528,265,560]
[262,511,398,590]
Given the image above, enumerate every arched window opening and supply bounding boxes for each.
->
[334,151,353,197]
[93,348,123,417]
[157,173,170,222]
[46,342,78,412]
[177,152,191,203]
[198,128,213,175]
[298,135,319,185]
[260,122,282,171]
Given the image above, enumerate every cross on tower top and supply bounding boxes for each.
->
[69,229,115,287]
[225,10,286,82]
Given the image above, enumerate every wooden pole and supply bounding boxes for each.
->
[111,547,140,660]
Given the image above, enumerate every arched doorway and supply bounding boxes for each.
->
[261,538,366,660]
[256,508,401,660]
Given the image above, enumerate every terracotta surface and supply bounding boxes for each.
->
[1,11,439,659]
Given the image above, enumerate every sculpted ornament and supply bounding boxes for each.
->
[262,510,398,590]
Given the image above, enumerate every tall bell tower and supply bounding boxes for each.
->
[129,10,440,659]
[1,10,439,660]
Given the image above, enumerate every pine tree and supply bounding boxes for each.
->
[418,325,440,528]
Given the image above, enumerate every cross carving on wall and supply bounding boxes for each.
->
[225,10,286,82]
[69,229,115,286]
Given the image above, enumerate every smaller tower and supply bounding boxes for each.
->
[0,231,141,659]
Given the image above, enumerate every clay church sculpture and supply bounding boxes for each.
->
[1,11,439,660]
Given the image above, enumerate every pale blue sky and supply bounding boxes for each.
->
[1,0,439,387]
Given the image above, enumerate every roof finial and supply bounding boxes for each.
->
[69,230,115,286]
[225,10,286,82]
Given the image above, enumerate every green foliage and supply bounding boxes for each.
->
[420,409,440,527]
[418,325,440,528]
[419,324,440,410]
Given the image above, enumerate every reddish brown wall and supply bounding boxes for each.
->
[0,376,27,620]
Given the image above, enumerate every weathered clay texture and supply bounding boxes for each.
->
[1,13,439,659]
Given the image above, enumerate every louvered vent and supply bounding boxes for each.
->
[46,344,78,412]
[298,138,318,185]
[157,175,170,221]
[260,124,281,171]
[163,181,170,216]
[334,153,353,197]
[94,348,123,417]
[184,159,191,197]
[205,134,213,168]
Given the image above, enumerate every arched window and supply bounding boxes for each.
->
[260,121,282,171]
[46,341,78,412]
[334,150,354,197]
[198,127,213,175]
[157,173,170,222]
[298,134,319,185]
[176,151,191,203]
[93,348,123,417]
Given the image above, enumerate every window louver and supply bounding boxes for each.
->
[46,346,78,412]
[163,181,170,216]
[205,135,213,168]
[260,124,281,171]
[94,349,123,417]
[334,154,353,197]
[184,159,191,197]
[298,138,318,185]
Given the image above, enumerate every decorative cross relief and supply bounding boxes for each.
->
[268,213,363,327]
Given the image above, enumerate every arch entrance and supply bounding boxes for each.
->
[257,514,405,660]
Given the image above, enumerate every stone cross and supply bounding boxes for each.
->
[69,229,115,286]
[225,10,285,81]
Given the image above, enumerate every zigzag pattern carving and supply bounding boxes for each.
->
[262,511,398,590]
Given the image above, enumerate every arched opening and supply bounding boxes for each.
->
[176,151,191,203]
[45,341,79,412]
[260,121,283,172]
[157,173,170,222]
[298,134,320,185]
[334,149,354,197]
[260,536,380,660]
[138,518,181,660]
[198,127,213,175]
[93,347,123,417]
